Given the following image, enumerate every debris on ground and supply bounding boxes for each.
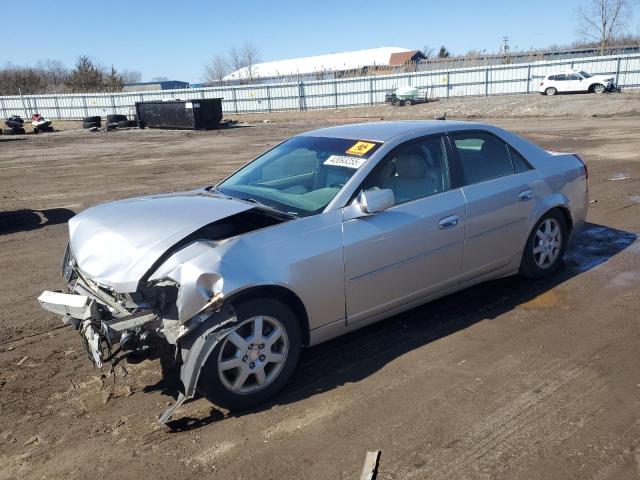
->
[360,450,381,480]
[15,356,29,366]
[608,173,631,181]
[22,435,39,447]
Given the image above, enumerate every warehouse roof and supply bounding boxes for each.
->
[223,47,411,81]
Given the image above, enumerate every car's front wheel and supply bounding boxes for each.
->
[592,83,606,94]
[198,297,301,411]
[520,210,568,279]
[545,87,557,96]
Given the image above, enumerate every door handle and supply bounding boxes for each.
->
[518,189,534,202]
[439,215,460,229]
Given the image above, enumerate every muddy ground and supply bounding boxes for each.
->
[0,102,639,479]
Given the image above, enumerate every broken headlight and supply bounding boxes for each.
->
[61,243,75,282]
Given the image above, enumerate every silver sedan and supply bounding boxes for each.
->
[38,121,589,422]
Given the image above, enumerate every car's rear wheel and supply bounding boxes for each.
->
[593,83,606,94]
[520,210,568,279]
[545,87,557,96]
[197,297,301,411]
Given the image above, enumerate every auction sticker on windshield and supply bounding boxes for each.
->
[324,155,367,169]
[346,141,377,156]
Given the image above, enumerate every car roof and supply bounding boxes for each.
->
[298,120,484,142]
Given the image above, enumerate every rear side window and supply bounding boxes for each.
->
[548,75,556,81]
[450,132,514,185]
[508,145,532,173]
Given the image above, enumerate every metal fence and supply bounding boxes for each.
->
[1,53,639,120]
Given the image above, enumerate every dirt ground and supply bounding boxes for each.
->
[1,95,639,479]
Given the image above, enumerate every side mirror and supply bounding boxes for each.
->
[358,189,395,214]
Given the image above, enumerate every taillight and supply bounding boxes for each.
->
[574,153,588,192]
[540,82,544,86]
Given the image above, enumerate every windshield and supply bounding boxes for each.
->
[217,136,382,216]
[578,71,592,78]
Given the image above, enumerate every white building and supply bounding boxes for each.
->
[223,47,411,81]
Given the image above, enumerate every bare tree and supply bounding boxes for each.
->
[0,64,46,95]
[422,46,435,58]
[241,41,261,83]
[104,65,125,92]
[578,0,632,54]
[228,45,246,81]
[37,59,68,89]
[151,76,169,82]
[121,69,142,84]
[225,42,261,83]
[204,54,229,84]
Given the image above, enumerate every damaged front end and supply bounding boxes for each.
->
[38,200,291,423]
[39,243,179,368]
[38,241,237,423]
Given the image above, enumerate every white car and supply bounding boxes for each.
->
[538,70,616,96]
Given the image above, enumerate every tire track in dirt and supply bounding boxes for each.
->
[401,350,614,479]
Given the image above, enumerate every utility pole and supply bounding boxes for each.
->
[500,36,510,54]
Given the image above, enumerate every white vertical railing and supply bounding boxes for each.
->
[0,53,638,120]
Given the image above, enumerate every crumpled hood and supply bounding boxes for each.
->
[69,191,253,292]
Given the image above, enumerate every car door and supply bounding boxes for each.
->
[565,73,584,92]
[449,131,541,283]
[341,134,466,324]
[553,73,569,92]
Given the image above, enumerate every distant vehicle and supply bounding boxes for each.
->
[538,70,617,96]
[38,121,588,422]
[385,86,429,106]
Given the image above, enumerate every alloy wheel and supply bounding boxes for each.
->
[533,218,562,268]
[217,315,289,394]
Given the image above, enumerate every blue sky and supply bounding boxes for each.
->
[2,0,638,82]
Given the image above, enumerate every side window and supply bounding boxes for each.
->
[508,145,532,173]
[567,74,580,80]
[359,135,451,205]
[451,132,514,185]
[548,75,556,81]
[555,74,568,81]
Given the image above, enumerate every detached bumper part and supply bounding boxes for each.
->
[38,290,98,320]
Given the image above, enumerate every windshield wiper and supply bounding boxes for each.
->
[241,197,298,218]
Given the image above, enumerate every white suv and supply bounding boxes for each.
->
[538,70,616,96]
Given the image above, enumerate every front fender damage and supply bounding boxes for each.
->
[159,303,241,425]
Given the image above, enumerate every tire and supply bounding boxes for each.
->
[519,210,568,279]
[33,128,39,134]
[106,114,127,123]
[82,116,101,123]
[592,83,606,94]
[198,297,302,411]
[82,121,99,129]
[545,87,557,96]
